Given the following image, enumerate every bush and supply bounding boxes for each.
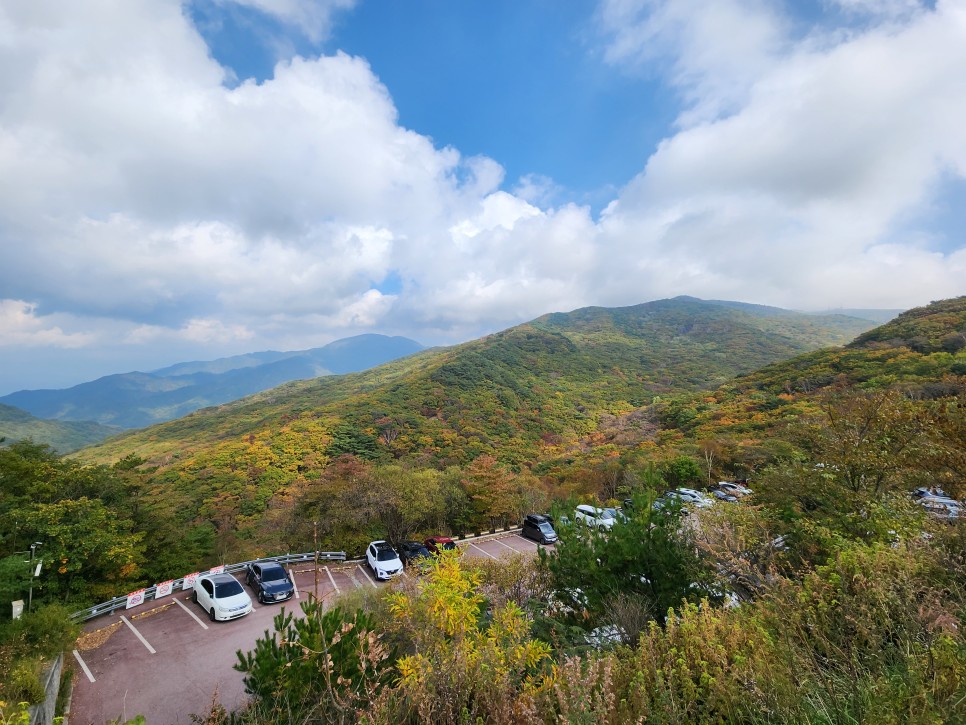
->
[761,540,966,723]
[0,604,77,708]
[6,661,43,705]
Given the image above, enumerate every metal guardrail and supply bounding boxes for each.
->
[70,551,346,623]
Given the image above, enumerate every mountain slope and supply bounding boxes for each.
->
[64,295,921,573]
[652,296,966,451]
[0,404,120,453]
[0,334,423,430]
[74,297,880,468]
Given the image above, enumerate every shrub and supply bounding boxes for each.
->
[382,553,552,724]
[234,600,393,725]
[6,661,43,705]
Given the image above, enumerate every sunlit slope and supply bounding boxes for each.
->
[74,297,879,468]
[655,296,966,443]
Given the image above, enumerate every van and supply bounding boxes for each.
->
[521,514,558,544]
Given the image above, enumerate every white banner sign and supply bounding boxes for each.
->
[126,589,146,609]
[209,565,225,574]
[182,572,200,590]
[155,580,174,598]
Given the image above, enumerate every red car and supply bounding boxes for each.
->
[424,536,460,556]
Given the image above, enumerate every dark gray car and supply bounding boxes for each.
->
[246,560,295,604]
[522,514,558,544]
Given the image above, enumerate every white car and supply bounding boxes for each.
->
[916,496,961,521]
[367,540,403,581]
[192,573,253,622]
[717,481,753,497]
[670,488,714,509]
[574,504,617,530]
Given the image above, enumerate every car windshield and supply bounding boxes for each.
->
[603,508,617,519]
[412,546,430,556]
[376,549,398,561]
[261,566,286,582]
[539,523,555,533]
[440,541,456,550]
[214,580,243,598]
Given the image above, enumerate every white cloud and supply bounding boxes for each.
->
[218,0,356,42]
[597,0,789,124]
[592,0,966,309]
[512,174,563,207]
[829,0,927,22]
[0,0,964,393]
[0,300,95,348]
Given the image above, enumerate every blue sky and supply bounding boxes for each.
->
[191,0,677,211]
[0,0,964,394]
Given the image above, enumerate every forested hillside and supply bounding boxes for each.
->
[0,404,120,453]
[54,298,877,560]
[76,297,875,465]
[2,297,964,723]
[651,296,966,470]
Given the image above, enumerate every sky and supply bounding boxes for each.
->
[1,0,964,394]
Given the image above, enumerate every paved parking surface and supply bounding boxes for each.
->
[69,532,545,724]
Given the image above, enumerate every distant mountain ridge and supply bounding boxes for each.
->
[0,334,424,430]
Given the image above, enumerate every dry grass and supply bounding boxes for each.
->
[76,621,121,651]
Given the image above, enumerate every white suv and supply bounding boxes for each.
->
[366,540,403,581]
[574,504,617,531]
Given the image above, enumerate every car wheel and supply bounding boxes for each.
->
[599,525,606,532]
[191,591,197,603]
[259,592,266,605]
[208,605,217,622]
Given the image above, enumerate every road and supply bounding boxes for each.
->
[68,531,545,725]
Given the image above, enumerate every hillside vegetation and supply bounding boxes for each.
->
[2,297,965,723]
[0,404,119,454]
[652,296,966,461]
[77,297,875,465]
[58,298,879,558]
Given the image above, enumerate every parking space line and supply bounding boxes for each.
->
[121,615,156,654]
[73,649,95,683]
[493,538,518,552]
[325,565,339,594]
[173,596,209,630]
[357,564,379,588]
[468,542,499,560]
[289,568,300,599]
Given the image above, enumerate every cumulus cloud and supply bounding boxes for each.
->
[593,0,966,309]
[597,0,789,124]
[0,301,95,348]
[0,0,964,393]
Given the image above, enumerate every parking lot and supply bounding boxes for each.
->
[69,531,545,725]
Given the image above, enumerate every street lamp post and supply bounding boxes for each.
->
[27,542,41,612]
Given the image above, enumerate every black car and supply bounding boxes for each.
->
[246,560,295,604]
[397,541,433,567]
[521,514,558,544]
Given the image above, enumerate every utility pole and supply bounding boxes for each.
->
[313,521,319,601]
